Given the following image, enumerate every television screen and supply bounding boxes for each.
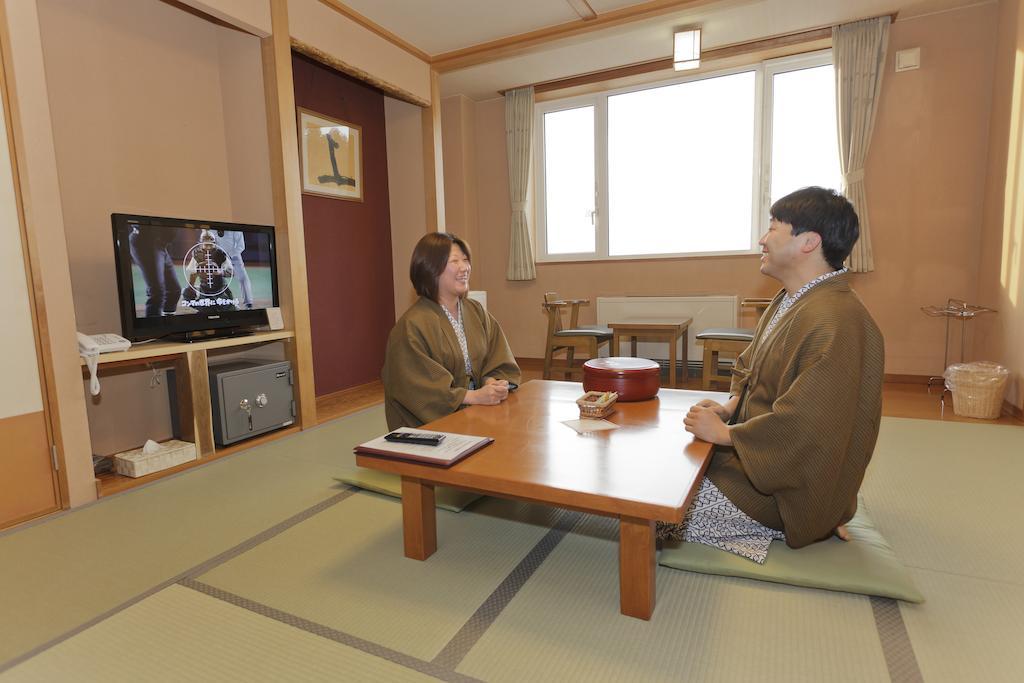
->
[112,214,279,341]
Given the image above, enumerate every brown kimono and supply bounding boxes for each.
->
[708,273,885,548]
[382,296,521,430]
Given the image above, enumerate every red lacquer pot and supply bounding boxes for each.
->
[582,357,660,401]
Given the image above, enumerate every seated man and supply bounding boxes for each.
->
[659,186,884,563]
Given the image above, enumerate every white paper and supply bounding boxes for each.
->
[357,427,490,462]
[561,419,620,434]
[142,439,161,454]
[266,307,284,330]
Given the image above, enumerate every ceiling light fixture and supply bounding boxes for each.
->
[673,27,702,71]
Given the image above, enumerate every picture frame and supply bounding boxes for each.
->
[297,107,363,202]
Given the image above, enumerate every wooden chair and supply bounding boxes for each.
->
[542,292,612,380]
[696,327,755,390]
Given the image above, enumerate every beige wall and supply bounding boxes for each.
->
[178,0,272,36]
[441,95,479,251]
[385,96,428,319]
[857,4,999,376]
[977,0,1024,410]
[456,4,1001,373]
[288,0,431,105]
[37,0,272,456]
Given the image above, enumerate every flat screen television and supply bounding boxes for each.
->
[112,213,279,342]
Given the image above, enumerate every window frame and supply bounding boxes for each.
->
[758,50,837,238]
[533,49,835,263]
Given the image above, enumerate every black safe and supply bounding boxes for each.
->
[207,360,295,446]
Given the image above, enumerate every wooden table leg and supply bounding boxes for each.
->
[630,336,638,357]
[681,328,688,382]
[668,333,677,389]
[612,333,620,357]
[401,476,436,560]
[619,516,656,619]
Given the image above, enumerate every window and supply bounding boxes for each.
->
[535,51,841,261]
[542,106,596,254]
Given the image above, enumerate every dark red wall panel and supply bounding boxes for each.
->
[292,53,395,396]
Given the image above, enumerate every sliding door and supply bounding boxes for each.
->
[0,55,59,529]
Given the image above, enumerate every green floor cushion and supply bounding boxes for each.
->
[336,469,482,512]
[658,498,924,603]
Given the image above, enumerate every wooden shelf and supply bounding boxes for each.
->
[95,425,301,497]
[80,330,296,366]
[83,330,301,497]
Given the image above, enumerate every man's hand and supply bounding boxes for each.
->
[683,405,732,445]
[464,381,509,405]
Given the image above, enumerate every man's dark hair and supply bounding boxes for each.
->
[770,187,859,270]
[409,232,472,302]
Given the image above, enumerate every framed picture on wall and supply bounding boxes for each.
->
[297,107,363,202]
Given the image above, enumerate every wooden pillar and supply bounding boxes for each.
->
[260,0,317,429]
[421,69,446,232]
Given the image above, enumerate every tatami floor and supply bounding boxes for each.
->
[2,369,1021,682]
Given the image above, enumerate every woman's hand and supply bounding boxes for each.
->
[694,399,730,421]
[464,380,509,406]
[683,405,732,445]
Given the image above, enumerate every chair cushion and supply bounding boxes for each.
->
[696,327,755,341]
[657,497,924,602]
[555,328,613,337]
[336,470,482,512]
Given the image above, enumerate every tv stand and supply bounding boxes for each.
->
[78,330,297,496]
[168,327,255,344]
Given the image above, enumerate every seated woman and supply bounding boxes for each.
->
[382,232,521,430]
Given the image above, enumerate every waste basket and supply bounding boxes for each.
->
[943,361,1009,419]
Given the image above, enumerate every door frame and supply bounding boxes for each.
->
[0,0,67,524]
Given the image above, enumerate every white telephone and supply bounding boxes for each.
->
[77,332,131,355]
[78,332,131,396]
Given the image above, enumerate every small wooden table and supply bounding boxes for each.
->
[355,380,719,620]
[740,297,773,322]
[608,319,692,388]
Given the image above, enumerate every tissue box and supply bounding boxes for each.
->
[112,439,197,478]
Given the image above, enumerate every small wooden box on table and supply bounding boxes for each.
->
[356,380,720,620]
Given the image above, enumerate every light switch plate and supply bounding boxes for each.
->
[896,47,921,72]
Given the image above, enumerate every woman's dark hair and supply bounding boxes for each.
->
[409,232,472,301]
[770,187,859,270]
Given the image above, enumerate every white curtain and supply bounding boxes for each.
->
[833,16,890,272]
[504,86,536,281]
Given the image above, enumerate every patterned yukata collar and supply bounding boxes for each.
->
[440,298,473,378]
[763,267,848,338]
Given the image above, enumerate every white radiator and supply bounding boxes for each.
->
[596,296,738,364]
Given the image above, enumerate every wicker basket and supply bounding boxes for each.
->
[577,391,618,419]
[944,361,1009,419]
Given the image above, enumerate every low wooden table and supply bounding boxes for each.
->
[355,380,720,620]
[608,319,692,388]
